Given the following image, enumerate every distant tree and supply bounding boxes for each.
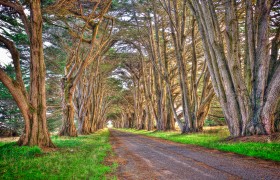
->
[74,53,118,134]
[46,0,113,136]
[110,0,214,133]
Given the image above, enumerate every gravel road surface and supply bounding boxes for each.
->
[110,129,280,180]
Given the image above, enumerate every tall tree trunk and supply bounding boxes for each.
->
[0,0,55,147]
[78,110,91,135]
[17,0,54,147]
[59,79,77,136]
[187,0,279,136]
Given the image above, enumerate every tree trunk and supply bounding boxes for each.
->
[78,111,91,135]
[59,79,77,136]
[0,0,55,147]
[17,0,55,147]
[187,0,279,136]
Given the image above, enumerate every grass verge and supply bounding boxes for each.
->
[0,129,117,179]
[117,127,280,162]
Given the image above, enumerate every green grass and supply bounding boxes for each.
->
[0,129,117,179]
[117,127,280,162]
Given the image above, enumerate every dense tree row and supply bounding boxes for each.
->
[110,0,214,133]
[187,0,280,136]
[0,0,115,146]
[111,0,280,136]
[0,0,279,148]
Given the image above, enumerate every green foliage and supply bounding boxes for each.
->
[105,77,125,121]
[106,78,124,101]
[204,119,224,126]
[0,129,117,179]
[47,116,62,132]
[0,14,19,27]
[0,65,15,99]
[42,0,56,7]
[118,128,280,162]
[10,33,29,45]
[43,41,67,133]
[107,78,123,91]
[0,65,24,133]
[0,102,23,134]
[100,63,114,73]
[111,0,130,10]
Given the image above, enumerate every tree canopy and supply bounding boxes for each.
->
[0,0,279,147]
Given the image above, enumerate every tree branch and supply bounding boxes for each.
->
[0,34,27,96]
[0,0,31,39]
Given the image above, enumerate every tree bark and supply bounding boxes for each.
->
[59,79,77,136]
[0,0,55,147]
[187,0,279,136]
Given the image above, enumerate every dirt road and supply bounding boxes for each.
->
[110,129,280,180]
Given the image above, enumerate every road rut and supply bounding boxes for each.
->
[110,129,280,180]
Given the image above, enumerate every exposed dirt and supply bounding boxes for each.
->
[110,131,161,179]
[0,136,19,142]
[110,129,280,180]
[103,151,118,179]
